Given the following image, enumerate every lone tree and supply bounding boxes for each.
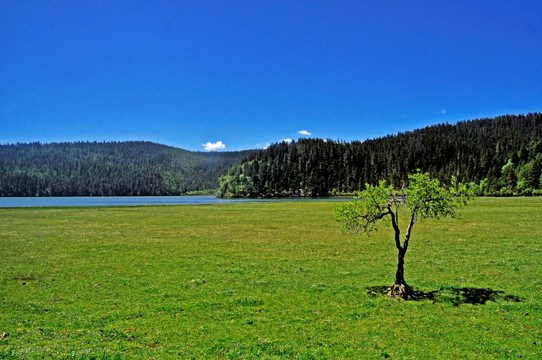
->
[335,171,472,298]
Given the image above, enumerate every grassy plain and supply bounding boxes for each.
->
[0,198,541,359]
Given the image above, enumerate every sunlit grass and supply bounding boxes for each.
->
[0,198,540,359]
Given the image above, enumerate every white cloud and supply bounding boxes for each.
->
[263,142,270,149]
[297,130,311,136]
[202,141,226,151]
[282,138,293,143]
[441,109,447,114]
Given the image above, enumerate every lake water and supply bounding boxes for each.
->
[0,196,349,208]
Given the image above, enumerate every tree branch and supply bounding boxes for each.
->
[402,210,416,253]
[388,205,402,251]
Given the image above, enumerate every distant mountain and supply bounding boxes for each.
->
[217,113,542,197]
[0,141,254,196]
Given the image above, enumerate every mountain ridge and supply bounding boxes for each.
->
[217,113,542,197]
[0,141,254,197]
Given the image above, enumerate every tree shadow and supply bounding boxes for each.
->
[366,285,522,306]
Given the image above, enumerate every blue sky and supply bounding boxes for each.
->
[1,1,541,151]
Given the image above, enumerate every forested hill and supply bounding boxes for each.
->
[218,113,542,197]
[0,141,254,196]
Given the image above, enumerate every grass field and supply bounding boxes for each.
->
[1,197,541,359]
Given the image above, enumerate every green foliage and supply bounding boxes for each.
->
[217,163,258,198]
[335,180,394,234]
[405,172,472,220]
[335,172,473,235]
[218,113,542,198]
[493,138,542,196]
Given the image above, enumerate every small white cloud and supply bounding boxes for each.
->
[263,142,270,149]
[441,109,446,114]
[282,138,293,143]
[203,141,226,151]
[297,130,311,136]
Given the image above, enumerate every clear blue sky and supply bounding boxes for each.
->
[2,1,541,151]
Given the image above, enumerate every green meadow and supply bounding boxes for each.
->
[1,198,540,359]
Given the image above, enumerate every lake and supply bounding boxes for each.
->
[0,196,349,208]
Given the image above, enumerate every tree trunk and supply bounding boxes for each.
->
[386,248,412,298]
[386,208,414,298]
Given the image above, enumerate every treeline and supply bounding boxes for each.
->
[0,141,253,196]
[217,113,542,197]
